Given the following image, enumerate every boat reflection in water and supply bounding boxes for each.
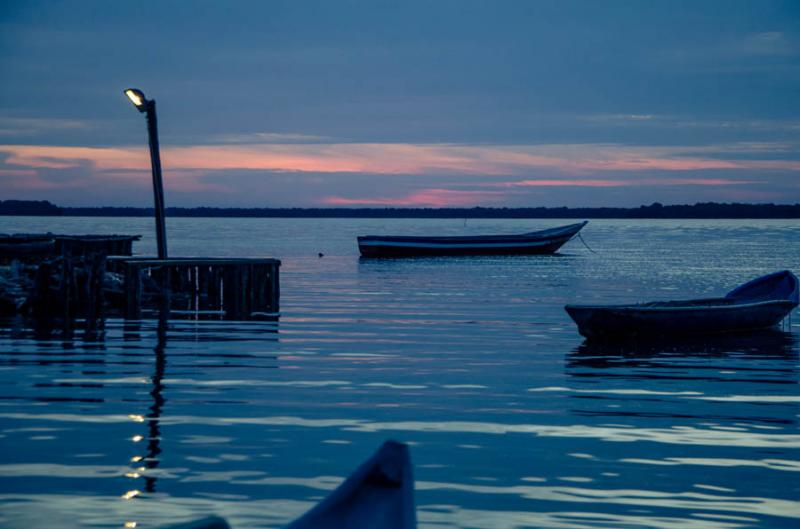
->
[569,329,799,367]
[565,329,799,426]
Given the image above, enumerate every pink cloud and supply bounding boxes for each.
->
[501,179,627,187]
[3,142,798,179]
[1,145,147,170]
[0,142,796,203]
[497,177,756,187]
[0,169,37,178]
[5,178,71,191]
[156,169,234,194]
[659,178,758,185]
[321,177,759,207]
[713,188,789,201]
[322,188,506,207]
[1,170,90,191]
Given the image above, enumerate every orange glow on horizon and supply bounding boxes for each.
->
[0,141,795,204]
[499,177,757,188]
[323,177,762,207]
[3,142,798,177]
[323,188,507,207]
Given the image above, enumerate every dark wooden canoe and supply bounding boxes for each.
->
[155,440,416,529]
[286,440,415,529]
[358,221,588,257]
[565,270,799,341]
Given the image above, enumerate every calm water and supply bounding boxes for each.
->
[0,217,798,529]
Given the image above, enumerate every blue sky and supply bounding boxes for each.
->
[1,0,799,207]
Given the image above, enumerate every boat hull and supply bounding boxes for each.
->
[566,270,799,341]
[157,441,416,529]
[566,301,796,341]
[358,222,587,258]
[358,236,573,257]
[286,440,415,529]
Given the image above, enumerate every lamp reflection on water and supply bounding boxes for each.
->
[143,310,167,493]
[121,489,140,500]
[121,311,168,529]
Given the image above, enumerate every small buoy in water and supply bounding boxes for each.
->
[318,253,324,258]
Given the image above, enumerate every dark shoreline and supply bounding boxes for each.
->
[2,200,800,219]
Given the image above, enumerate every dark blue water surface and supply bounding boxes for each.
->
[0,217,798,529]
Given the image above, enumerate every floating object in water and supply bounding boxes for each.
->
[565,270,799,341]
[154,440,415,529]
[357,221,588,257]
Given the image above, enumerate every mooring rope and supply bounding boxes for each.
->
[577,232,597,254]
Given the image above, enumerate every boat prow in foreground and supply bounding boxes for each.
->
[286,439,415,529]
[565,270,799,341]
[156,440,416,529]
[358,221,588,257]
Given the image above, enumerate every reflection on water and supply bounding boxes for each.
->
[571,330,799,363]
[0,218,799,528]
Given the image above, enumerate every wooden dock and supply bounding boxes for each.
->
[0,234,140,263]
[110,257,280,320]
[0,234,281,327]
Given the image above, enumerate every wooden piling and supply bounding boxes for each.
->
[0,234,139,265]
[29,251,107,333]
[111,257,280,320]
[2,236,280,324]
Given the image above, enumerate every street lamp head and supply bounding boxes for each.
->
[123,86,166,258]
[124,88,149,112]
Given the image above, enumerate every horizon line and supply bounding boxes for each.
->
[2,200,800,219]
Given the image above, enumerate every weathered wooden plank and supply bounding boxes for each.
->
[84,252,106,333]
[207,265,221,310]
[270,264,280,313]
[242,264,251,318]
[1,234,139,263]
[113,258,279,320]
[120,257,280,266]
[31,260,53,325]
[60,253,74,330]
[125,262,142,320]
[251,264,265,312]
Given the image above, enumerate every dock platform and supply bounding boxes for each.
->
[110,257,281,320]
[1,233,281,326]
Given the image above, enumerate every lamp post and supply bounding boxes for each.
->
[125,88,168,259]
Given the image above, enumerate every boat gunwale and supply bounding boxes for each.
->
[357,221,588,245]
[565,299,797,313]
[358,235,574,249]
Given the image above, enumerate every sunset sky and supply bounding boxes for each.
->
[1,1,799,208]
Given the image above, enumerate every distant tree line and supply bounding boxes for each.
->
[0,200,63,216]
[2,199,800,219]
